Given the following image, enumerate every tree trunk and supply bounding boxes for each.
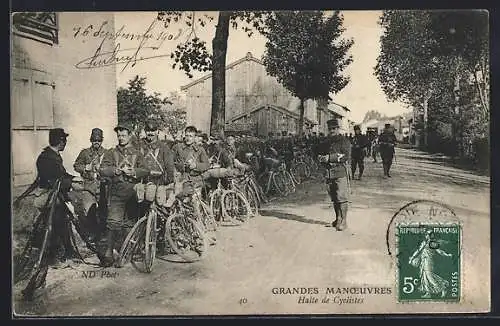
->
[298,98,305,137]
[210,11,231,137]
[423,94,430,148]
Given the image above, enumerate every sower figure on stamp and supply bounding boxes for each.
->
[137,119,175,254]
[378,123,397,178]
[73,128,107,241]
[350,125,370,180]
[318,119,352,231]
[99,123,150,267]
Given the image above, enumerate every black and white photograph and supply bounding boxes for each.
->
[10,10,490,316]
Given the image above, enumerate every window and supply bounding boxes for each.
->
[12,12,58,46]
[11,69,55,130]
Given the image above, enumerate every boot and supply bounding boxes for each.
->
[387,160,392,177]
[351,163,356,181]
[359,164,364,180]
[382,163,388,178]
[336,203,348,231]
[332,203,341,228]
[101,229,116,267]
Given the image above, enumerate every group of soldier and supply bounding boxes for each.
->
[19,116,397,300]
[27,120,211,276]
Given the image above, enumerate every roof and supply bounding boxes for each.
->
[180,52,264,91]
[228,104,315,125]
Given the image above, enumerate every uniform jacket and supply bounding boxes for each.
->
[99,143,150,193]
[172,142,210,177]
[73,146,107,182]
[351,134,370,158]
[324,135,352,178]
[216,143,237,168]
[378,131,397,154]
[36,146,74,192]
[137,138,175,185]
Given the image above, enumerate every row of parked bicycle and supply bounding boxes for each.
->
[116,147,320,273]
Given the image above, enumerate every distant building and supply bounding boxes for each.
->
[11,12,118,188]
[226,104,315,137]
[180,52,353,136]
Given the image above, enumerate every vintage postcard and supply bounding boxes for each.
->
[11,10,490,316]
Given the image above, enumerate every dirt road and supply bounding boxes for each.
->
[13,147,490,316]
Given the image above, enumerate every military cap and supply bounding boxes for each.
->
[90,128,104,141]
[326,119,340,128]
[144,119,159,131]
[354,125,361,131]
[114,122,134,133]
[49,128,69,141]
[384,123,391,129]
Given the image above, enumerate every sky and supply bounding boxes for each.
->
[114,11,409,123]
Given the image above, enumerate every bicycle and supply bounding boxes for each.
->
[14,179,99,299]
[257,160,296,197]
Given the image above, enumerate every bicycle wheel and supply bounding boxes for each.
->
[289,163,303,185]
[199,199,218,232]
[222,190,252,224]
[244,184,260,217]
[165,213,207,262]
[284,171,297,193]
[272,172,288,196]
[144,210,157,273]
[209,189,225,223]
[249,176,267,204]
[117,216,147,268]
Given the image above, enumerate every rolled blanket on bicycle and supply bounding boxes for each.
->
[144,182,157,202]
[133,182,145,203]
[201,167,236,180]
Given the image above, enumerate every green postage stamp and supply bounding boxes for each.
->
[396,223,461,302]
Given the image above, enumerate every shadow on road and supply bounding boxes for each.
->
[259,209,330,226]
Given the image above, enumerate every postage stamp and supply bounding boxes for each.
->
[396,223,461,302]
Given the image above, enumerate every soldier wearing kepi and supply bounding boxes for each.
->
[350,125,370,180]
[318,119,351,231]
[99,122,150,267]
[137,120,176,254]
[137,120,175,189]
[73,128,108,237]
[378,123,397,178]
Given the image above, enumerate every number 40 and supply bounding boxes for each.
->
[402,277,419,294]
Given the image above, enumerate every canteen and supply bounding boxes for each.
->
[144,182,157,202]
[134,182,145,203]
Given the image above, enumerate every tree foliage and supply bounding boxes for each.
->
[375,10,489,156]
[261,11,353,136]
[156,11,270,136]
[117,75,173,136]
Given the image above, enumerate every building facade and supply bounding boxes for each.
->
[11,12,118,188]
[180,52,352,136]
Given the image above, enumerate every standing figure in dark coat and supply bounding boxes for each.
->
[378,123,397,178]
[350,125,370,180]
[318,119,352,231]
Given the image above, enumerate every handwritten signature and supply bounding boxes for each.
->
[75,18,180,72]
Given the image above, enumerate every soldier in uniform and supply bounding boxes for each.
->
[137,120,175,196]
[73,128,107,239]
[99,123,150,267]
[350,125,370,180]
[21,128,77,299]
[378,123,397,178]
[136,120,176,254]
[172,125,210,214]
[317,119,351,231]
